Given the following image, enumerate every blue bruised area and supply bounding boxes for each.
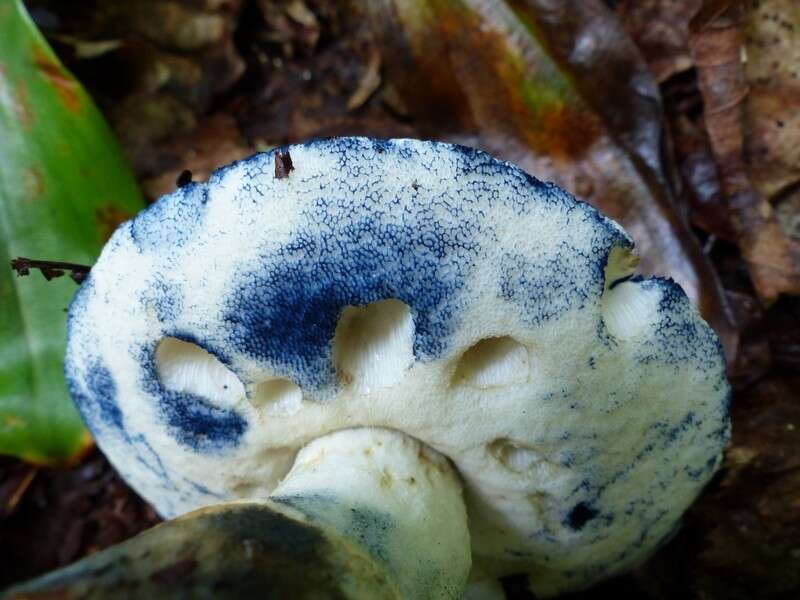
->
[130,182,210,252]
[68,359,123,432]
[222,211,481,390]
[137,343,247,452]
[218,138,627,390]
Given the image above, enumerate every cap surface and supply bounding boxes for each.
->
[65,137,730,595]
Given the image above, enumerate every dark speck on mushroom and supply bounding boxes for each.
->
[566,502,599,530]
[176,169,193,188]
[275,150,294,179]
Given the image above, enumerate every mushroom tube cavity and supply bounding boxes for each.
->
[65,137,730,597]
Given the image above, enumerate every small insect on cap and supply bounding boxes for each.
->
[66,137,730,596]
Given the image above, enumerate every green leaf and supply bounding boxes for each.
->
[0,0,145,464]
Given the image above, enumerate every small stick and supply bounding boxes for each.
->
[10,257,91,284]
[274,150,294,179]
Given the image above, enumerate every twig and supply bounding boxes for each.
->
[10,257,91,284]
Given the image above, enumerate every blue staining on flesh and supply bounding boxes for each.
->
[500,237,612,327]
[663,411,700,447]
[636,277,726,372]
[133,434,169,479]
[347,506,395,570]
[69,359,123,433]
[223,210,481,390]
[138,344,246,453]
[185,478,222,499]
[272,493,395,574]
[154,386,245,453]
[140,275,184,323]
[130,182,209,252]
[685,456,719,481]
[218,138,633,391]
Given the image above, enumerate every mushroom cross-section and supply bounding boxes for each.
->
[65,137,730,597]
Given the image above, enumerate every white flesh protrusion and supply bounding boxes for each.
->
[333,299,415,392]
[252,378,303,415]
[154,337,244,407]
[601,244,657,340]
[601,281,660,341]
[452,336,530,388]
[270,428,472,600]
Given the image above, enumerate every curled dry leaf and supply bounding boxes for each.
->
[236,4,415,148]
[689,2,800,301]
[346,48,381,111]
[258,0,321,54]
[670,114,737,241]
[100,0,242,52]
[364,0,738,361]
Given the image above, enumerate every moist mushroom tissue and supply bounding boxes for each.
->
[65,137,730,597]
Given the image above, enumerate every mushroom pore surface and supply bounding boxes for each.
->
[65,137,730,597]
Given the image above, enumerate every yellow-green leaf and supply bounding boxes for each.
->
[0,0,145,464]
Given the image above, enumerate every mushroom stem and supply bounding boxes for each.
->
[270,427,472,599]
[2,429,471,600]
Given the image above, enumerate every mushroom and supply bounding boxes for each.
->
[64,137,730,597]
[4,429,469,599]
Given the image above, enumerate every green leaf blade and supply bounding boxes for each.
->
[0,0,145,464]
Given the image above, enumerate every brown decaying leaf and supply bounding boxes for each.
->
[615,0,704,82]
[689,2,800,301]
[744,0,800,240]
[237,3,416,147]
[258,0,321,55]
[366,0,738,362]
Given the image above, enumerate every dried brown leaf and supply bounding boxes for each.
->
[744,0,800,202]
[671,115,737,240]
[690,5,800,301]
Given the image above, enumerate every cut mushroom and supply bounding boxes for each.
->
[65,137,730,597]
